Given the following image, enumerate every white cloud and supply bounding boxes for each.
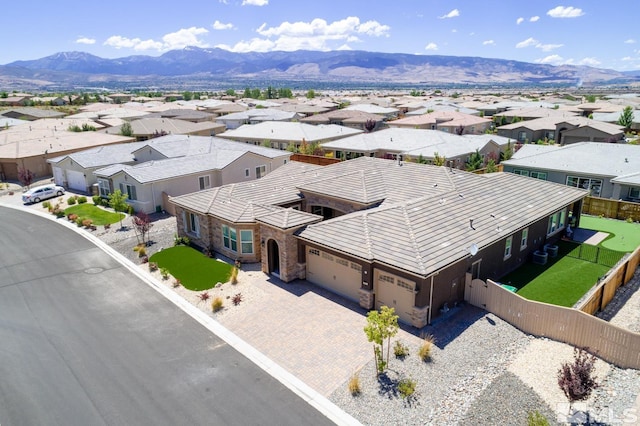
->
[213,20,234,30]
[516,17,524,25]
[530,16,540,22]
[425,42,438,51]
[216,38,275,52]
[76,37,96,45]
[536,43,563,52]
[162,27,209,49]
[547,6,584,18]
[451,29,457,33]
[104,27,209,52]
[439,9,460,19]
[535,54,565,65]
[578,57,601,66]
[516,37,538,48]
[482,40,495,46]
[624,39,636,44]
[242,0,268,5]
[622,56,633,61]
[104,35,142,49]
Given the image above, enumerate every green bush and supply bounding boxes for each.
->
[42,201,51,209]
[77,196,87,204]
[394,340,410,359]
[75,217,84,226]
[160,267,170,280]
[527,410,550,426]
[67,196,77,205]
[397,378,416,399]
[92,195,102,206]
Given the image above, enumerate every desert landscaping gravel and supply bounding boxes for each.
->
[4,189,640,426]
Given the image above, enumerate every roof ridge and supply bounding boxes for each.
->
[362,213,374,259]
[402,205,427,275]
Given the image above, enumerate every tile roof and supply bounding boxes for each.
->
[297,171,586,276]
[217,121,363,143]
[256,208,323,229]
[503,142,639,177]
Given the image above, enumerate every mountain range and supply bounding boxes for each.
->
[1,47,638,91]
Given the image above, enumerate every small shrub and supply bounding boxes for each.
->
[418,334,435,362]
[230,266,239,284]
[557,347,599,409]
[140,256,149,264]
[92,195,102,205]
[198,292,210,302]
[394,340,410,359]
[527,410,550,426]
[67,196,77,205]
[103,223,111,230]
[82,219,93,228]
[173,234,190,246]
[627,217,634,223]
[53,209,65,218]
[348,373,361,396]
[397,377,416,399]
[42,201,51,209]
[68,213,78,221]
[127,205,134,215]
[77,196,87,204]
[172,279,181,288]
[138,246,147,257]
[211,297,224,312]
[232,293,243,306]
[148,262,158,271]
[160,267,170,280]
[75,217,84,227]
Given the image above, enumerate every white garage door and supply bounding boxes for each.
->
[67,170,87,192]
[375,270,415,324]
[52,167,65,186]
[306,248,362,302]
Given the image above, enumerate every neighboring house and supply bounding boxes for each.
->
[48,141,149,192]
[0,107,66,120]
[92,136,292,214]
[66,108,150,121]
[492,106,575,124]
[145,109,215,123]
[300,109,386,131]
[497,117,562,143]
[555,117,624,145]
[319,128,510,164]
[217,121,363,151]
[0,117,28,129]
[388,110,492,134]
[215,109,303,130]
[102,117,225,141]
[170,156,587,327]
[343,103,399,119]
[502,142,640,200]
[108,93,133,104]
[0,119,132,181]
[592,111,640,132]
[274,103,330,117]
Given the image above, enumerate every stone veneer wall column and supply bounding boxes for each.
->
[411,305,430,328]
[259,224,303,283]
[358,288,374,310]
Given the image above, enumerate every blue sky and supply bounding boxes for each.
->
[2,0,639,71]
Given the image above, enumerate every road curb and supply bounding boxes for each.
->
[1,202,361,426]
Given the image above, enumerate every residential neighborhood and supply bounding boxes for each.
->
[1,88,640,426]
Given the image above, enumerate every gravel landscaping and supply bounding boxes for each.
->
[4,188,640,426]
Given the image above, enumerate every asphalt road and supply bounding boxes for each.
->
[0,206,335,426]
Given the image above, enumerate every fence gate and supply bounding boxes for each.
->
[464,273,489,308]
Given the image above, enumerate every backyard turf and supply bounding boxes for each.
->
[64,204,124,225]
[149,246,233,291]
[579,215,640,252]
[500,241,624,307]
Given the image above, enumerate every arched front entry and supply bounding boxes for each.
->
[267,239,280,277]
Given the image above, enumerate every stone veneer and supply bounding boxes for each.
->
[259,224,305,283]
[358,288,374,310]
[175,206,213,250]
[411,305,430,328]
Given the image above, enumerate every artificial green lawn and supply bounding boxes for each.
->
[149,246,233,291]
[64,204,124,225]
[500,241,624,307]
[579,215,640,252]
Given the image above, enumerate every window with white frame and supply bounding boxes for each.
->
[240,230,253,254]
[119,183,137,200]
[513,169,530,177]
[517,131,527,142]
[98,178,110,197]
[530,171,547,180]
[520,228,529,250]
[504,236,513,259]
[547,209,566,236]
[566,176,602,197]
[222,224,237,252]
[255,165,266,179]
[629,187,640,199]
[182,211,200,238]
[221,225,253,254]
[199,175,211,190]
